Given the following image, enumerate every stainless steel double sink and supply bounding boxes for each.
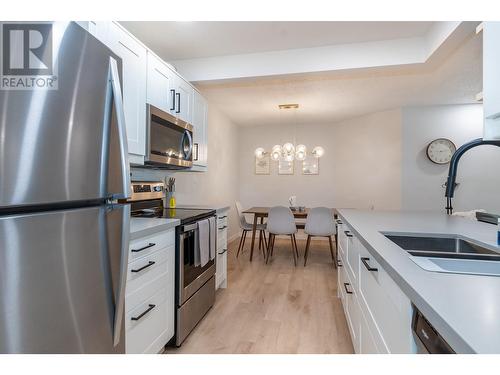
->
[383,233,500,277]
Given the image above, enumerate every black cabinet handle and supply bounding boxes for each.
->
[131,243,155,253]
[218,225,227,230]
[176,92,181,113]
[336,219,343,225]
[361,257,378,272]
[344,230,353,238]
[337,259,343,267]
[131,261,155,273]
[343,282,353,294]
[131,304,156,321]
[170,89,176,111]
[218,249,227,255]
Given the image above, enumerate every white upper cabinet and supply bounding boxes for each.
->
[146,53,175,114]
[171,75,193,123]
[76,21,109,44]
[107,23,147,161]
[483,22,500,140]
[77,21,208,169]
[192,90,208,168]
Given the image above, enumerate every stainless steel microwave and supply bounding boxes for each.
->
[145,104,193,169]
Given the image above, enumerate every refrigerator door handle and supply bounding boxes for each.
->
[112,204,130,346]
[109,57,131,200]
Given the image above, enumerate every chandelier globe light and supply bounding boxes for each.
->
[295,144,307,161]
[312,146,325,158]
[282,142,295,155]
[271,145,282,161]
[254,147,266,159]
[253,104,324,162]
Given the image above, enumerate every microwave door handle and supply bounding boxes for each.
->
[108,57,131,200]
[183,130,193,160]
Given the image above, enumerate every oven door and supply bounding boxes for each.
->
[146,104,193,168]
[178,222,216,305]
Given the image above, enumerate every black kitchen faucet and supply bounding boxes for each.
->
[445,138,500,214]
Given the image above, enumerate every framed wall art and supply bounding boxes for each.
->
[302,156,319,175]
[255,155,270,174]
[278,159,294,175]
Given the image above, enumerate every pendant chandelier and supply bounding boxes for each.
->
[254,104,324,161]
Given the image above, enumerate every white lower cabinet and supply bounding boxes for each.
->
[215,210,228,289]
[126,228,176,353]
[337,220,415,354]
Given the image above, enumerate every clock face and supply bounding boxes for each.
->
[426,138,456,164]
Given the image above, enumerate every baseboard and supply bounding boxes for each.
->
[228,232,241,244]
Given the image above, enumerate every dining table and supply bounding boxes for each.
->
[242,206,337,261]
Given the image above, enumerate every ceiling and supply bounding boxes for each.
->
[120,21,434,60]
[196,32,482,127]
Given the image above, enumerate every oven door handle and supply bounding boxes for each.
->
[182,223,199,232]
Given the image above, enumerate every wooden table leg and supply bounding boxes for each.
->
[249,214,258,262]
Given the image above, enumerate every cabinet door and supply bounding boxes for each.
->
[76,21,108,44]
[147,53,175,113]
[359,309,379,354]
[172,76,193,123]
[108,23,147,159]
[483,22,500,140]
[192,91,208,168]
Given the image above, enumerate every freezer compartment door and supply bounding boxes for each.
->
[0,22,130,208]
[0,204,130,353]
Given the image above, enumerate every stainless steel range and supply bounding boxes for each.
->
[128,181,216,346]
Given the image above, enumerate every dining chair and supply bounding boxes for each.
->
[265,206,299,266]
[235,201,267,258]
[303,207,337,267]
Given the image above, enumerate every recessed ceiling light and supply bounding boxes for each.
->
[278,104,299,110]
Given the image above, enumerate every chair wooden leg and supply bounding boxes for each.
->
[293,234,299,258]
[258,216,265,250]
[290,235,297,266]
[260,231,267,257]
[266,234,275,264]
[328,236,337,268]
[236,230,246,258]
[303,235,311,266]
[269,234,275,257]
[241,231,248,254]
[262,231,268,250]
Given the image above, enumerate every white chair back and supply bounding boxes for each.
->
[235,201,248,229]
[267,206,297,235]
[305,207,336,236]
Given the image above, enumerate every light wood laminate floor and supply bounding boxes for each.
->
[168,236,354,354]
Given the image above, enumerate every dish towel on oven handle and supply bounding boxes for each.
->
[208,216,216,261]
[194,226,201,267]
[198,218,210,267]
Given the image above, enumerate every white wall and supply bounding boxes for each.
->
[238,109,402,211]
[401,104,500,213]
[131,104,240,239]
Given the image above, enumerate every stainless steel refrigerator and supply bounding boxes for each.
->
[0,22,131,353]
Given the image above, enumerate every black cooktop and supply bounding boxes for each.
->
[132,207,215,225]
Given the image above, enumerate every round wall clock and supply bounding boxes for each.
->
[426,138,456,164]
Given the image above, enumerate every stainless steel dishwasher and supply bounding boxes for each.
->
[412,307,455,354]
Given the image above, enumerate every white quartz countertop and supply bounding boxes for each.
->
[336,209,500,354]
[176,204,230,214]
[130,217,180,240]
